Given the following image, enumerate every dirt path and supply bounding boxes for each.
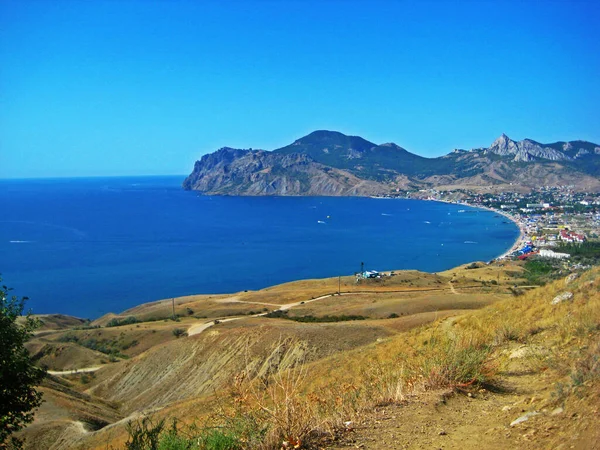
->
[187,293,340,336]
[214,295,280,307]
[186,285,483,338]
[329,362,600,450]
[328,337,599,449]
[48,366,103,376]
[187,317,244,336]
[278,293,335,310]
[448,281,459,295]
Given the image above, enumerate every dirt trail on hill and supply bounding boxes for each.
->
[187,317,243,336]
[215,295,280,307]
[187,293,342,336]
[448,281,459,294]
[330,368,598,450]
[47,366,103,376]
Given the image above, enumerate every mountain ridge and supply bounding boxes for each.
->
[183,131,600,195]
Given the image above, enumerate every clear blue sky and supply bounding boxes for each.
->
[2,0,599,178]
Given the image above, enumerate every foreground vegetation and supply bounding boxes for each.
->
[1,281,46,447]
[118,267,599,449]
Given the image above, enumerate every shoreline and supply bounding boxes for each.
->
[468,204,526,260]
[428,198,525,261]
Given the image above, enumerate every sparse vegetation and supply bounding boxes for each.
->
[57,333,137,357]
[522,259,560,285]
[125,416,166,450]
[106,316,140,327]
[265,310,367,322]
[172,328,187,338]
[21,264,600,449]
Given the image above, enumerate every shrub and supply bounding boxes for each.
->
[196,429,240,450]
[125,416,165,450]
[58,333,129,358]
[157,424,200,450]
[172,328,188,338]
[265,310,367,322]
[106,316,140,327]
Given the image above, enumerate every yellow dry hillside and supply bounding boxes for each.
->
[19,264,600,449]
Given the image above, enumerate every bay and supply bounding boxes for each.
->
[0,176,519,318]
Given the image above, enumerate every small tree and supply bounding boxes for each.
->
[0,279,46,446]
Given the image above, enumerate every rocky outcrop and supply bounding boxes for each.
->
[183,146,389,196]
[551,292,574,305]
[486,134,571,162]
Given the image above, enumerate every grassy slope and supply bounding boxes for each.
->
[19,262,599,449]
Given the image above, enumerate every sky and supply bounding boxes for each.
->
[1,0,600,178]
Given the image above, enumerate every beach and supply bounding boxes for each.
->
[429,198,525,261]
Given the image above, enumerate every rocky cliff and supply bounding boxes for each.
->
[182,145,389,196]
[485,134,570,162]
[183,131,600,195]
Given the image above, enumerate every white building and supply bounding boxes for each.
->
[539,249,570,259]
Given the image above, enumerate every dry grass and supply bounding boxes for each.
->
[287,291,501,319]
[23,263,599,449]
[227,266,600,448]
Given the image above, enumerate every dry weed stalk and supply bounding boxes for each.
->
[225,336,329,449]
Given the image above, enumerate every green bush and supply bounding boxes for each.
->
[106,316,140,327]
[158,431,198,450]
[124,417,247,450]
[197,429,240,450]
[172,328,188,338]
[57,333,130,358]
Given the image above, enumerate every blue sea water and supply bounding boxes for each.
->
[0,176,519,319]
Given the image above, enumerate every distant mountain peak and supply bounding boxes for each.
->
[290,130,376,147]
[298,130,348,139]
[486,134,572,162]
[491,133,514,146]
[183,130,600,196]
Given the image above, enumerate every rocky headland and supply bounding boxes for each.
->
[183,131,600,195]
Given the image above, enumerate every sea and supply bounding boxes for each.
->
[0,176,519,319]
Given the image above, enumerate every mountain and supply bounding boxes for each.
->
[183,131,600,195]
[182,145,390,196]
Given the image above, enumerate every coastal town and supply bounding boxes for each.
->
[399,186,600,265]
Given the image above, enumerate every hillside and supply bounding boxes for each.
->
[183,131,600,195]
[16,261,600,449]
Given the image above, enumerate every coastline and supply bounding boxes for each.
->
[471,204,526,260]
[428,198,525,261]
